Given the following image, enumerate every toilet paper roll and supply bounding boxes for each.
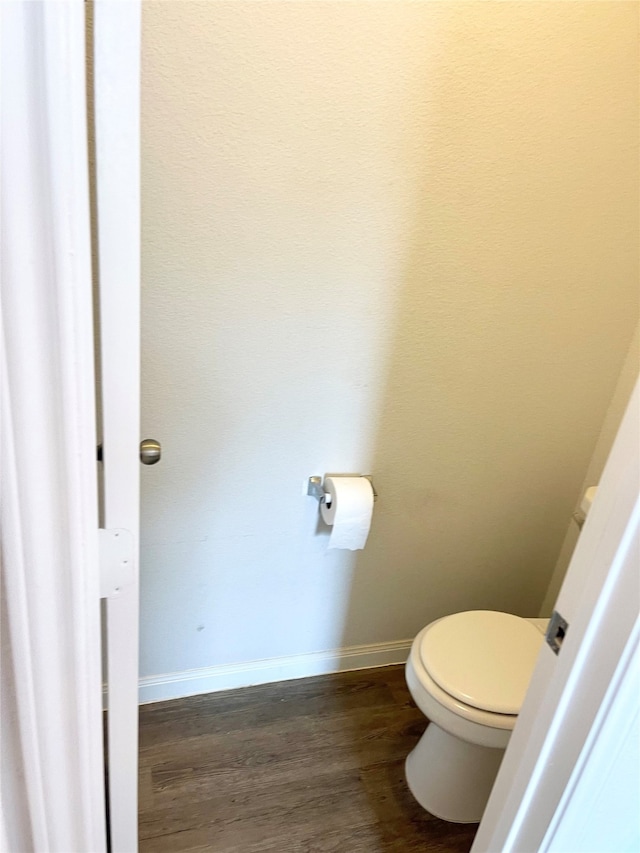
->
[320,476,374,551]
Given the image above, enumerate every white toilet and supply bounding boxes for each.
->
[404,610,548,824]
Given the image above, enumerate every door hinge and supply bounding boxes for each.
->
[99,528,134,598]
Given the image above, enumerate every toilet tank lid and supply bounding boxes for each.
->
[419,611,543,715]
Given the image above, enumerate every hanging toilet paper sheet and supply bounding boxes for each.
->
[320,476,374,550]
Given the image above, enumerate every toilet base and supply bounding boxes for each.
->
[405,721,505,823]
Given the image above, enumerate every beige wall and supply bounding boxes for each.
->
[540,322,640,616]
[140,2,639,681]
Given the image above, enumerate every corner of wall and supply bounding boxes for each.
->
[539,321,640,615]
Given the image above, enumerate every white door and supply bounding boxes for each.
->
[93,4,143,852]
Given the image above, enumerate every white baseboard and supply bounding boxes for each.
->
[135,639,412,705]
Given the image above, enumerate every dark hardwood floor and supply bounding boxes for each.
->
[138,665,478,852]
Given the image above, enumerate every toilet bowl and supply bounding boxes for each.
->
[404,610,547,824]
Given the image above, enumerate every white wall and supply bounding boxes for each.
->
[140,2,639,686]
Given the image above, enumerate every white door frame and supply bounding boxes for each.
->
[473,379,639,851]
[92,3,142,852]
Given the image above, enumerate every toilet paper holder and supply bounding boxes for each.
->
[307,475,377,506]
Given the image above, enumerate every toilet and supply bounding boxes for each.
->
[404,610,548,824]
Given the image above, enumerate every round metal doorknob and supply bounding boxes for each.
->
[140,439,161,465]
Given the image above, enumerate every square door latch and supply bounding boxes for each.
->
[546,610,569,655]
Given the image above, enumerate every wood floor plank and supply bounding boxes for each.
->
[148,707,420,803]
[137,665,478,852]
[141,766,373,847]
[139,671,397,750]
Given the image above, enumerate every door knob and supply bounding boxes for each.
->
[140,439,161,465]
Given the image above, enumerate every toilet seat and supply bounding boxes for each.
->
[408,641,516,732]
[419,611,543,714]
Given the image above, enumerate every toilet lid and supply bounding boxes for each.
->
[419,611,543,715]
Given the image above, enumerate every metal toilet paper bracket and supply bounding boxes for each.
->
[307,475,377,507]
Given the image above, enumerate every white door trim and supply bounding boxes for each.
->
[1,2,106,849]
[472,379,640,852]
